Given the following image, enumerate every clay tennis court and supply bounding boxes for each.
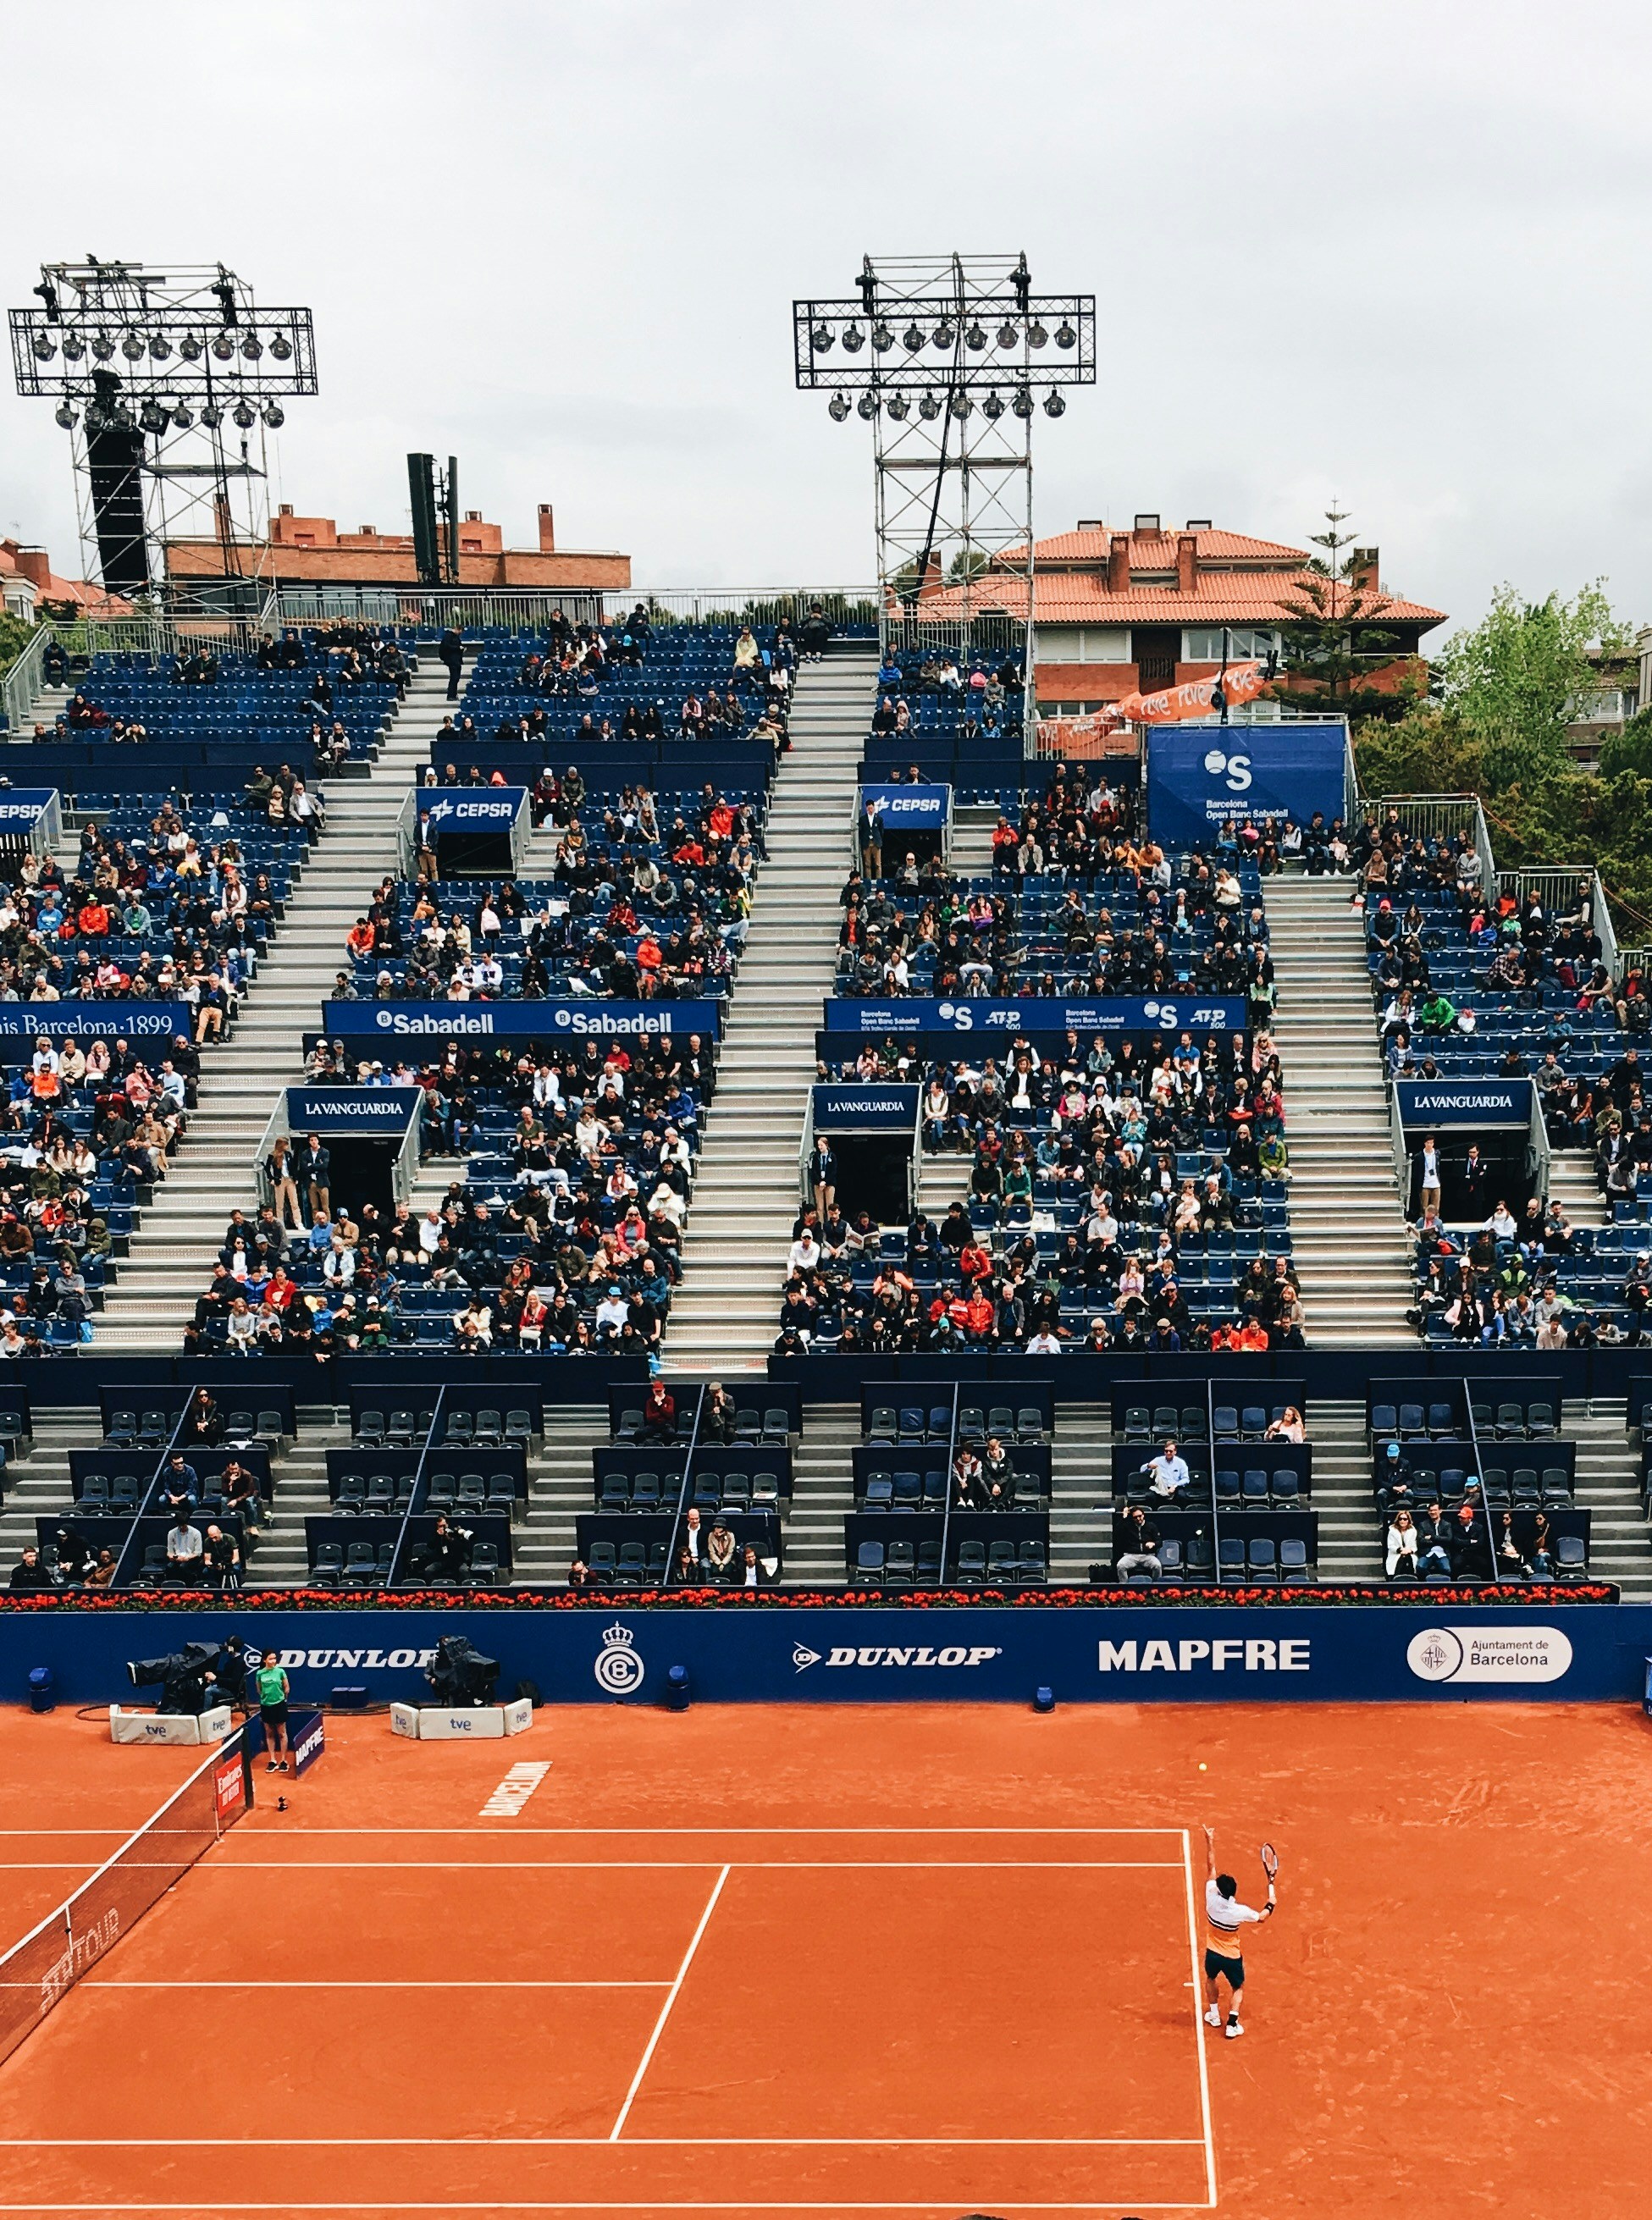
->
[0,1700,1648,2217]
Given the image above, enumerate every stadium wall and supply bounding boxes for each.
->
[4,1601,1649,1707]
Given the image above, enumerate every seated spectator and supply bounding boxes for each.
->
[164,1511,205,1581]
[1385,1508,1420,1580]
[1140,1438,1191,1502]
[1113,1504,1163,1580]
[9,1545,51,1591]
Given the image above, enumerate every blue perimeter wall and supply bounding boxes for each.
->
[9,1604,1652,1707]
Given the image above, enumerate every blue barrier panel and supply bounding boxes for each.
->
[811,1085,920,1131]
[824,996,1246,1037]
[1146,721,1347,848]
[0,1600,1641,1707]
[1395,1080,1533,1128]
[285,1087,421,1135]
[320,999,723,1041]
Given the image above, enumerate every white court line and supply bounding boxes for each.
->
[73,1859,1185,1872]
[0,1823,1185,1836]
[610,1864,730,2140]
[16,2134,1206,2146]
[0,2194,1214,2215]
[1180,1828,1219,2212]
[83,1980,669,1991]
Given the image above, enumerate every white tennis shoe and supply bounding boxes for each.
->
[1204,2006,1222,2028]
[1224,2018,1245,2040]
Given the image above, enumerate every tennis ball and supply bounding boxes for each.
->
[1198,1762,1207,1770]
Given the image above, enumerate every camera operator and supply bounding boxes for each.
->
[423,1516,474,1582]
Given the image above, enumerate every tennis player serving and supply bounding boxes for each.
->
[1202,1825,1277,2041]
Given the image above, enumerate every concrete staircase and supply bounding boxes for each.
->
[665,643,879,1369]
[92,658,458,1350]
[782,1404,859,1585]
[1263,874,1415,1345]
[1566,1396,1652,1599]
[1047,1403,1112,1582]
[1307,1399,1386,1579]
[511,1405,607,1588]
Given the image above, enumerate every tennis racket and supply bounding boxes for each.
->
[1259,1842,1279,1886]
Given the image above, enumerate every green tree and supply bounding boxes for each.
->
[1439,581,1629,787]
[0,612,34,678]
[1276,505,1395,704]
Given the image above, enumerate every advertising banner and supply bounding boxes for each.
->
[321,999,723,1041]
[811,1084,920,1131]
[1146,721,1348,848]
[1395,1080,1533,1129]
[13,1601,1644,1708]
[823,996,1246,1037]
[1120,663,1269,725]
[284,1087,422,1135]
[419,790,528,833]
[0,791,59,831]
[0,1002,191,1043]
[859,784,951,830]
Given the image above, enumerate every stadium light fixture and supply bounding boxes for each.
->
[932,319,956,350]
[53,401,75,429]
[948,389,972,418]
[240,334,263,361]
[811,323,835,351]
[827,393,850,422]
[981,389,1004,420]
[917,391,942,420]
[1012,385,1034,418]
[231,398,255,429]
[997,319,1019,349]
[61,331,85,361]
[91,331,114,361]
[268,332,292,361]
[964,321,987,350]
[200,400,224,428]
[1055,319,1077,348]
[902,322,925,352]
[31,331,56,362]
[211,334,235,361]
[841,322,865,352]
[262,399,284,428]
[148,333,172,362]
[1043,389,1065,417]
[139,399,169,434]
[1027,320,1048,349]
[871,321,893,351]
[120,332,144,361]
[171,401,193,429]
[886,390,909,419]
[179,333,202,361]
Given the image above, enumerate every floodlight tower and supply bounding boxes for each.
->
[8,258,318,610]
[793,252,1096,720]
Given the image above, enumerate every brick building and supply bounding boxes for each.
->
[163,501,630,595]
[930,514,1445,716]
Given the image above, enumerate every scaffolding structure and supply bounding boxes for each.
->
[8,259,317,611]
[793,252,1096,694]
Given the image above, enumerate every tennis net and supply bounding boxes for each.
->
[0,1727,251,2068]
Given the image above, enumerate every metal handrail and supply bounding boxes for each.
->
[386,1387,447,1590]
[660,1384,709,1588]
[0,627,50,738]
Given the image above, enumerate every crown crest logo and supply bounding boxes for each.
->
[601,1621,635,1649]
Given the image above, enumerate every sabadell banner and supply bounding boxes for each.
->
[0,1603,1636,1707]
[321,999,724,1041]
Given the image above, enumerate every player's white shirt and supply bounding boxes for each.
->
[1206,1880,1265,1943]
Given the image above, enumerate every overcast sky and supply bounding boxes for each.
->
[6,0,1652,639]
